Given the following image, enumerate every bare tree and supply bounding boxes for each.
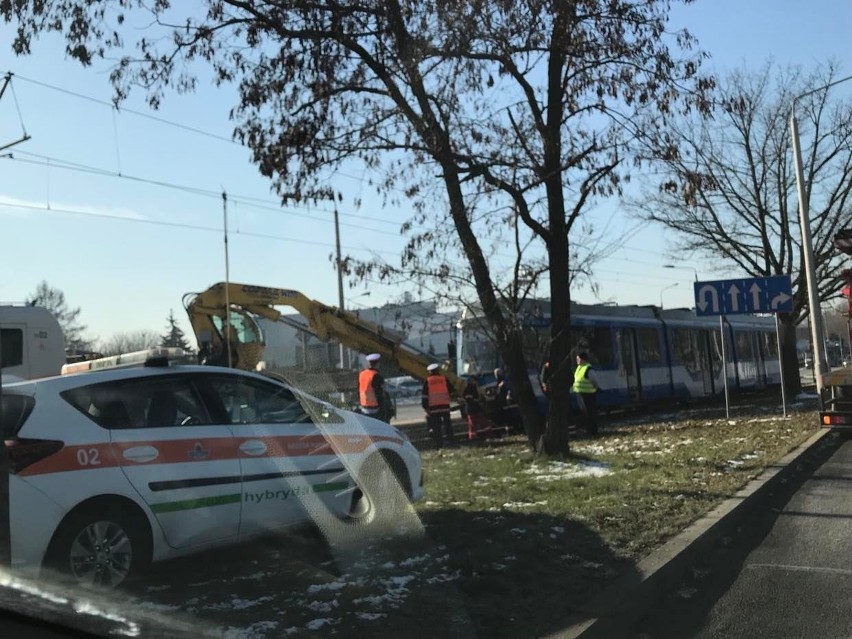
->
[637,62,852,396]
[99,330,160,356]
[3,0,709,455]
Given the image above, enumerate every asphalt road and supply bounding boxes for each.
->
[633,432,852,639]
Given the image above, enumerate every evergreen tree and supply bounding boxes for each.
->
[25,281,92,353]
[160,310,192,352]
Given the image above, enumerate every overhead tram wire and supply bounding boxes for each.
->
[4,152,536,267]
[9,71,415,226]
[10,71,604,266]
[0,199,399,258]
[9,72,617,268]
[1,152,406,239]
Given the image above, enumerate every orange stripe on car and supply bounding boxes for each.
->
[18,433,403,477]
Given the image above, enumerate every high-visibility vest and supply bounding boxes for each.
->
[572,364,596,394]
[359,368,379,407]
[427,374,451,410]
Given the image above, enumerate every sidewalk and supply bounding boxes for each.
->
[551,427,835,639]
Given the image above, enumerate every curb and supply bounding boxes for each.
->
[549,427,834,639]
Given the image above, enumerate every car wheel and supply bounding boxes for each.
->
[45,503,150,588]
[345,453,411,526]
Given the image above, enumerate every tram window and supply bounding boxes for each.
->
[762,332,778,358]
[736,332,755,365]
[672,328,702,375]
[637,328,662,364]
[570,327,613,366]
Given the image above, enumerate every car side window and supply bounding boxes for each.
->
[206,376,315,426]
[62,377,211,429]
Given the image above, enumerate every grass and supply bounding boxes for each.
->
[413,400,819,638]
[105,398,821,639]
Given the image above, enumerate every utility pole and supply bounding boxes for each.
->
[334,209,348,370]
[790,74,852,395]
[0,71,32,566]
[222,191,232,368]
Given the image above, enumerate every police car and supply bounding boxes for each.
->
[2,358,424,587]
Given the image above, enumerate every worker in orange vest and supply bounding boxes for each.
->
[422,362,457,448]
[359,353,389,422]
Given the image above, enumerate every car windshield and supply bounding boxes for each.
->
[0,1,846,638]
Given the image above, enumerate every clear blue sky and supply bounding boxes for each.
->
[2,0,851,346]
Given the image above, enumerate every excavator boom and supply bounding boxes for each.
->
[184,282,465,396]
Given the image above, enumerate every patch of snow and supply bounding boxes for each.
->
[210,595,274,611]
[510,527,527,535]
[523,461,612,480]
[355,612,387,621]
[426,569,462,584]
[224,621,279,638]
[306,618,338,631]
[504,501,547,509]
[399,554,431,568]
[306,600,339,613]
[306,580,348,594]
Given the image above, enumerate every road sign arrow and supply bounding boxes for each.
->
[698,285,719,313]
[749,282,762,310]
[728,283,741,313]
[771,292,792,310]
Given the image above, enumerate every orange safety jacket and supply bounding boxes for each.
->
[425,374,451,413]
[359,368,380,408]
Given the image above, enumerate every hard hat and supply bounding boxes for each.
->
[427,363,440,372]
[366,353,381,362]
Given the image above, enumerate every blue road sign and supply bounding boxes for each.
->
[693,275,793,316]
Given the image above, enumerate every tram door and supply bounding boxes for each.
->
[700,330,715,396]
[617,328,641,402]
[753,333,767,386]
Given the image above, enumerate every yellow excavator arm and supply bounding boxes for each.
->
[183,282,466,396]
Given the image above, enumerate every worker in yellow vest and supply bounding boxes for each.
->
[572,351,600,436]
[422,362,457,448]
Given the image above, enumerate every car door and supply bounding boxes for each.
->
[201,374,353,536]
[95,374,242,548]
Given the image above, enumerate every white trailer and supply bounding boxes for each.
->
[1,306,65,381]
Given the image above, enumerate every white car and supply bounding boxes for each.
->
[2,362,424,587]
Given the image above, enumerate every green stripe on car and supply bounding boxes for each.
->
[151,482,352,513]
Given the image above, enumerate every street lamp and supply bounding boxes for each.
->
[660,283,678,310]
[791,73,852,393]
[663,264,699,282]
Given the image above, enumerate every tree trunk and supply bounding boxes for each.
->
[543,235,571,457]
[779,314,802,397]
[538,8,572,458]
[497,328,547,450]
[439,158,546,449]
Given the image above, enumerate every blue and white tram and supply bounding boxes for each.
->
[456,303,780,411]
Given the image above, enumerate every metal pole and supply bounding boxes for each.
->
[791,111,827,394]
[775,314,788,418]
[222,191,232,369]
[334,209,348,370]
[720,315,730,419]
[0,330,10,566]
